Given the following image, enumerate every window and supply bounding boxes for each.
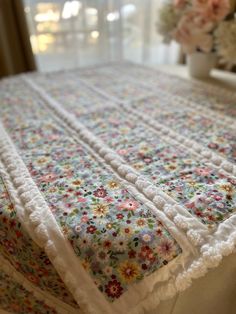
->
[24,0,181,71]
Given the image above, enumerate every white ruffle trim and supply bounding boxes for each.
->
[22,76,210,247]
[124,103,236,178]
[0,124,112,314]
[19,72,236,314]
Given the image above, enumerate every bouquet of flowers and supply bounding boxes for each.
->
[156,0,236,66]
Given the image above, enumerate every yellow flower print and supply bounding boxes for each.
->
[62,226,69,235]
[118,260,140,283]
[132,162,144,170]
[30,136,40,143]
[49,187,57,193]
[136,218,146,227]
[36,157,49,164]
[6,203,14,212]
[63,164,72,170]
[92,203,109,217]
[164,163,177,171]
[184,159,194,165]
[120,127,129,134]
[106,222,114,230]
[219,183,234,194]
[72,179,83,186]
[139,145,151,154]
[217,136,225,143]
[81,259,90,272]
[108,181,120,189]
[188,180,197,187]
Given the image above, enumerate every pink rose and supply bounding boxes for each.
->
[173,11,214,53]
[174,0,188,9]
[194,0,230,21]
[206,0,230,21]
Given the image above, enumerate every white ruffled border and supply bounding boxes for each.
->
[23,75,210,248]
[74,61,236,129]
[117,61,236,107]
[0,124,114,314]
[21,75,201,313]
[0,77,195,314]
[125,102,236,177]
[21,64,236,314]
[74,65,236,178]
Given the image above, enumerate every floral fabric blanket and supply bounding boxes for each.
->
[0,62,235,314]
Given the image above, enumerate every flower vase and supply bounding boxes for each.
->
[187,52,217,79]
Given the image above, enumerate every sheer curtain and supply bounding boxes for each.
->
[24,0,181,72]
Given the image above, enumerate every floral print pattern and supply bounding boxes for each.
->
[93,62,236,118]
[73,108,236,226]
[0,79,181,302]
[0,176,78,307]
[26,69,236,227]
[0,270,58,314]
[132,96,236,163]
[1,64,235,306]
[65,66,236,163]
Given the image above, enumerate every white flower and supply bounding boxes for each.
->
[103,266,113,276]
[92,242,100,250]
[96,249,109,263]
[156,4,181,41]
[214,20,236,65]
[79,235,91,248]
[114,237,128,252]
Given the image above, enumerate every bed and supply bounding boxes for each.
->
[0,62,235,314]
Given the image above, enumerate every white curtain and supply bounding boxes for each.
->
[24,0,181,71]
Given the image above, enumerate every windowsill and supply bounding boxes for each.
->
[157,64,236,92]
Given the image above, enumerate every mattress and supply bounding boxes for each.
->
[0,62,235,314]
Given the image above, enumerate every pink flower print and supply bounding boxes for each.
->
[157,239,174,259]
[208,142,219,149]
[105,196,114,203]
[117,149,128,155]
[81,215,89,223]
[118,199,139,211]
[195,167,211,176]
[65,170,73,178]
[27,274,39,284]
[40,173,57,183]
[138,245,155,264]
[3,240,15,254]
[214,195,223,201]
[78,197,87,202]
[48,134,60,141]
[93,187,107,198]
